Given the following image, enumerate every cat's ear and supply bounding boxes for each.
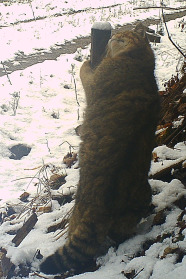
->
[134,23,146,38]
[134,23,149,42]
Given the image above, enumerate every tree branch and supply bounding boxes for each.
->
[133,6,186,11]
[161,6,186,58]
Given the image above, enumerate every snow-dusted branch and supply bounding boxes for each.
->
[161,7,186,58]
[133,6,186,11]
[28,0,36,21]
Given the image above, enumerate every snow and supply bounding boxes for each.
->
[150,179,186,210]
[92,22,112,30]
[0,0,185,61]
[0,0,185,278]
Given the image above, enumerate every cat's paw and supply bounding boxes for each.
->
[40,253,64,275]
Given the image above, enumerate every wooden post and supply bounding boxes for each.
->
[91,22,112,69]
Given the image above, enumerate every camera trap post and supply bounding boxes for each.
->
[90,22,112,69]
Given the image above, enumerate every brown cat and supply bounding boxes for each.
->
[40,23,160,275]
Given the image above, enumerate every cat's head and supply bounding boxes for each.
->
[106,23,150,58]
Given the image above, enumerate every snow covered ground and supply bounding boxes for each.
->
[0,0,185,61]
[0,0,185,278]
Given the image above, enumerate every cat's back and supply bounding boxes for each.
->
[81,25,159,138]
[80,24,160,191]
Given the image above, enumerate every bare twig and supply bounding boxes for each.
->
[31,272,51,279]
[161,6,186,58]
[70,64,80,106]
[123,268,145,279]
[46,139,51,154]
[10,91,20,116]
[133,4,186,57]
[12,176,40,182]
[12,164,54,219]
[55,207,74,240]
[1,61,12,85]
[40,69,42,88]
[59,140,77,154]
[77,107,80,121]
[165,120,186,147]
[28,0,36,21]
[134,268,144,278]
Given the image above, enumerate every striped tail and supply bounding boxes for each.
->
[40,241,97,275]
